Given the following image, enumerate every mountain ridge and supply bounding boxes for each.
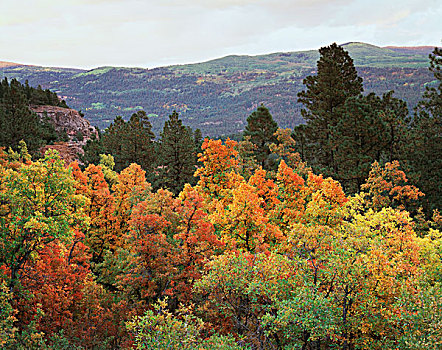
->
[0,43,436,71]
[0,42,438,136]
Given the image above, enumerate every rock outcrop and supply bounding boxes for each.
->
[31,105,98,164]
[31,105,98,146]
[39,142,85,165]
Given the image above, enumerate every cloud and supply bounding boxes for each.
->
[0,0,440,68]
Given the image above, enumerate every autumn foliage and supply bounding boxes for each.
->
[0,133,440,350]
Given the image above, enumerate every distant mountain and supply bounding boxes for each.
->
[0,61,25,68]
[0,43,437,136]
[384,46,435,55]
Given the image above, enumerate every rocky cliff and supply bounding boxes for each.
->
[31,105,98,146]
[31,105,98,164]
[39,142,84,165]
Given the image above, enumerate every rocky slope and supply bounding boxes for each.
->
[31,105,98,145]
[31,105,98,164]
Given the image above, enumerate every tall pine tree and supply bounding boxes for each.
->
[408,47,442,213]
[243,104,278,169]
[332,91,409,192]
[158,111,196,195]
[98,111,156,173]
[297,43,363,178]
[0,78,57,154]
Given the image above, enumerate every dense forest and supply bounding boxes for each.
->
[0,45,441,349]
[0,43,435,136]
[0,78,69,154]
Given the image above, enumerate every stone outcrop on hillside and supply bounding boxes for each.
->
[31,105,98,164]
[30,105,98,146]
[39,142,84,165]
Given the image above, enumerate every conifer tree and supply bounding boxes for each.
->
[0,78,57,154]
[125,110,156,170]
[81,131,105,167]
[100,111,156,173]
[332,93,385,192]
[408,47,442,213]
[158,111,196,195]
[243,104,278,169]
[378,90,410,163]
[297,43,363,177]
[332,92,409,192]
[101,116,128,171]
[193,128,203,151]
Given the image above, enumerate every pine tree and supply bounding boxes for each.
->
[243,104,278,169]
[0,78,57,154]
[100,111,156,172]
[125,110,156,171]
[331,92,409,193]
[378,91,410,163]
[101,116,127,171]
[408,47,442,213]
[332,93,385,192]
[297,43,363,177]
[158,111,196,195]
[81,130,105,167]
[194,128,203,151]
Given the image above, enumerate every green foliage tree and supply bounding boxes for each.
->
[123,110,156,170]
[102,116,131,171]
[297,43,363,178]
[243,104,278,169]
[193,128,203,154]
[408,47,442,213]
[378,90,410,163]
[127,298,247,350]
[98,153,118,186]
[0,78,66,109]
[158,111,196,195]
[100,111,156,173]
[0,79,58,154]
[0,150,87,292]
[81,130,104,168]
[332,91,409,192]
[296,44,412,194]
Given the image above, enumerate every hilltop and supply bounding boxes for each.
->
[0,61,26,68]
[0,43,436,136]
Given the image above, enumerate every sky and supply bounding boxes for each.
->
[1,0,441,69]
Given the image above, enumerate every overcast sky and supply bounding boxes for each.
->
[1,0,441,69]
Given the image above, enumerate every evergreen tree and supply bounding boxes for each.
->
[81,130,104,167]
[297,43,363,177]
[101,115,127,171]
[332,93,385,192]
[378,90,410,163]
[296,44,411,194]
[193,128,203,163]
[100,111,156,173]
[408,47,442,213]
[243,104,278,169]
[194,128,203,151]
[292,124,308,161]
[125,110,156,171]
[0,78,58,154]
[158,111,196,195]
[332,92,409,193]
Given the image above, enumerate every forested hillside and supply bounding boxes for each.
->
[0,78,70,154]
[0,44,441,349]
[0,43,435,136]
